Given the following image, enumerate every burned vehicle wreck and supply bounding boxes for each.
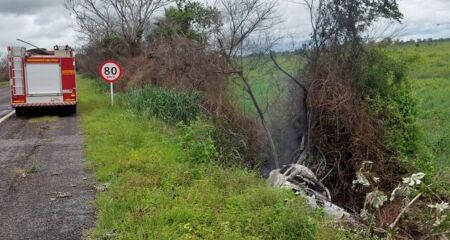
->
[268,163,352,220]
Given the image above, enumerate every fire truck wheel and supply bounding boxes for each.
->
[67,105,77,115]
[15,108,26,117]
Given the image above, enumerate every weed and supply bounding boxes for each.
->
[177,120,218,164]
[27,160,39,173]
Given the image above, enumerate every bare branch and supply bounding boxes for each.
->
[65,0,171,55]
[269,51,306,92]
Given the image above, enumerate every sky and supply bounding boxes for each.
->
[0,0,449,53]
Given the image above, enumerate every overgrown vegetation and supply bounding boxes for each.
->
[78,76,338,239]
[122,85,202,123]
[68,0,450,238]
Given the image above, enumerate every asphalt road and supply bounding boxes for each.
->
[0,85,12,118]
[0,114,95,240]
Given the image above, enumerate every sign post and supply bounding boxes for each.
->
[98,60,123,106]
[110,82,114,106]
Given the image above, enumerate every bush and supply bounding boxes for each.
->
[360,47,421,161]
[123,85,202,123]
[177,120,218,164]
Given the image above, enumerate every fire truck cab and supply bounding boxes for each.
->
[7,45,77,116]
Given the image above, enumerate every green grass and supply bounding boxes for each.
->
[122,85,201,123]
[394,42,450,170]
[77,76,338,239]
[395,41,450,80]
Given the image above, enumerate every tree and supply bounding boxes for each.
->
[65,0,171,56]
[297,0,405,208]
[213,0,281,168]
[214,0,278,57]
[151,0,220,45]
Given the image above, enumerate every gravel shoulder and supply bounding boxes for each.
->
[0,85,12,118]
[0,114,95,240]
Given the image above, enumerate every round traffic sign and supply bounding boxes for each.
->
[98,60,123,83]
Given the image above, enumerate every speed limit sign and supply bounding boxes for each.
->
[99,60,123,83]
[98,60,123,106]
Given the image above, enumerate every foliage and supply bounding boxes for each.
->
[303,0,407,212]
[152,0,219,44]
[358,47,420,159]
[75,37,127,80]
[309,0,402,50]
[122,85,202,123]
[358,46,414,96]
[77,75,339,240]
[177,120,218,164]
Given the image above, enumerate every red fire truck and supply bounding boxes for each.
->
[7,45,77,116]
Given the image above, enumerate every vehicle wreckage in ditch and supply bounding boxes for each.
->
[268,162,352,220]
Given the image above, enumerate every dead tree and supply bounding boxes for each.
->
[65,0,171,56]
[214,0,281,168]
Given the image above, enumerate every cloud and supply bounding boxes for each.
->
[0,1,76,52]
[0,0,58,14]
[0,0,449,54]
[394,0,450,40]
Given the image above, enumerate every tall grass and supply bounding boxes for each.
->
[122,85,202,123]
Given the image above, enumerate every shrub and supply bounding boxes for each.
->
[177,120,218,164]
[356,47,419,156]
[123,85,202,123]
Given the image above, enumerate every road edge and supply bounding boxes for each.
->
[0,111,15,124]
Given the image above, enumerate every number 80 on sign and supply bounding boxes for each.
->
[98,60,123,83]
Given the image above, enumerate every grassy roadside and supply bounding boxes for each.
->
[77,75,339,239]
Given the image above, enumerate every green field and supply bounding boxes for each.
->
[77,76,338,239]
[232,54,303,116]
[398,41,450,168]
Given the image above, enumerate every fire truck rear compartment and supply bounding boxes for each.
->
[25,63,62,96]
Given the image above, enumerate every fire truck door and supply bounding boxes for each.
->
[25,63,62,95]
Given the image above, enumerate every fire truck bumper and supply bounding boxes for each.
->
[12,102,77,108]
